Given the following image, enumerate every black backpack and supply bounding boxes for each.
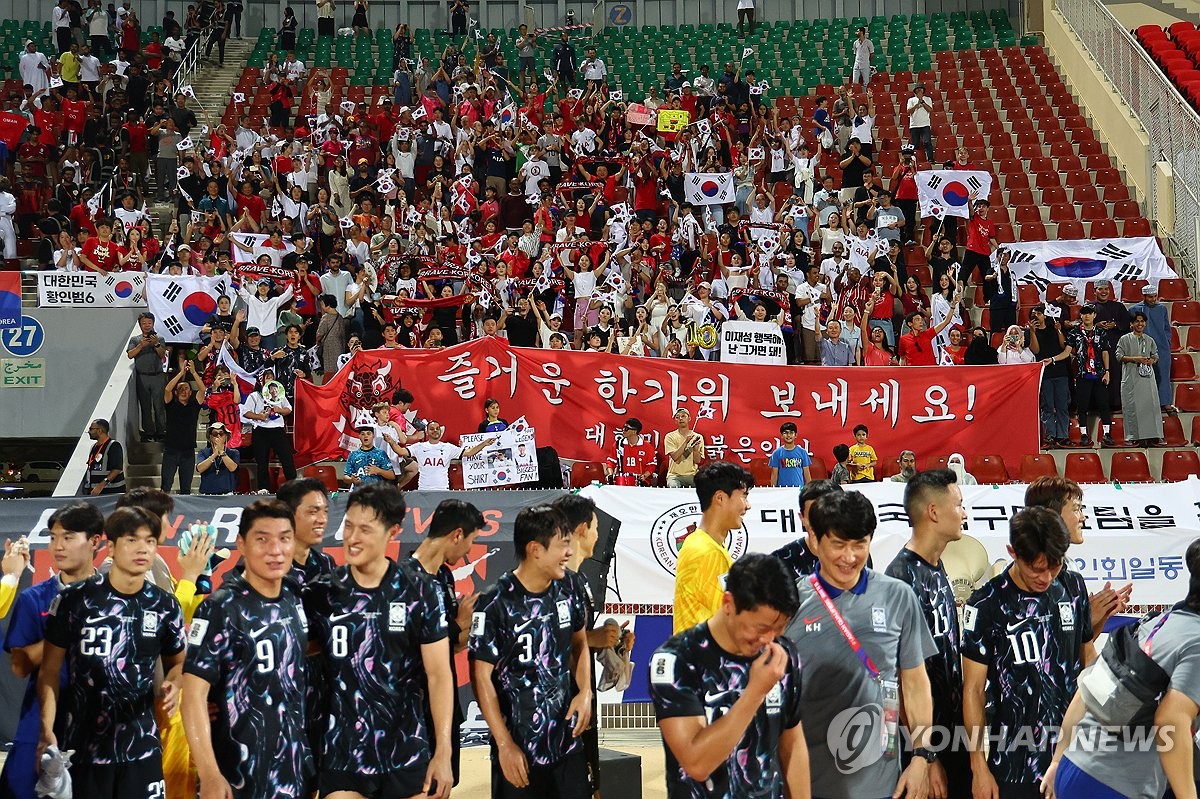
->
[1078,610,1178,730]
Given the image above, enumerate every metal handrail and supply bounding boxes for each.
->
[53,322,139,497]
[1053,0,1200,290]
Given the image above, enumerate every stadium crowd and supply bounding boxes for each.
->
[2,1,1187,458]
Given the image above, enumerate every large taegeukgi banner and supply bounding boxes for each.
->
[293,338,1043,469]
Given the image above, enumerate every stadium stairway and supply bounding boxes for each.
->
[191,38,259,125]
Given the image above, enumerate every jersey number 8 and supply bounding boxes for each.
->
[331,624,349,658]
[256,639,276,673]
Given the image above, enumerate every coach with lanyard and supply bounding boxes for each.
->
[783,490,937,799]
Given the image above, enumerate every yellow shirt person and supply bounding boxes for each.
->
[671,463,753,634]
[846,424,878,482]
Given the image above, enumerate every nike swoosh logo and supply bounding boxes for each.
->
[329,612,354,623]
[513,614,549,634]
[705,690,734,705]
[1006,617,1042,633]
[803,617,821,625]
[249,624,271,639]
[84,616,111,625]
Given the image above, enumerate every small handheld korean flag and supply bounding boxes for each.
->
[176,136,194,152]
[696,404,717,421]
[749,84,763,96]
[340,100,356,114]
[610,90,624,101]
[377,176,396,194]
[544,67,554,82]
[695,118,712,138]
[534,272,553,293]
[568,88,584,100]
[411,105,427,121]
[741,47,754,60]
[338,216,355,231]
[232,92,245,103]
[747,147,765,161]
[86,194,102,214]
[509,415,531,432]
[50,76,64,89]
[178,84,196,98]
[176,165,190,180]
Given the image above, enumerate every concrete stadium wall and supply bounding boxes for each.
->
[0,307,140,440]
[1042,3,1154,205]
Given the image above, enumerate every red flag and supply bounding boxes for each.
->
[0,113,26,152]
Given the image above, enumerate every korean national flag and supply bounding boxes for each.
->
[916,170,992,219]
[684,172,735,206]
[145,274,237,343]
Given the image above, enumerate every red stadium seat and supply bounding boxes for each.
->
[809,456,829,481]
[1079,201,1109,222]
[1007,187,1034,206]
[1057,154,1084,172]
[1017,284,1043,307]
[993,223,1016,243]
[302,465,339,492]
[1040,186,1068,205]
[1160,450,1200,482]
[1095,168,1123,187]
[1028,155,1053,173]
[1162,415,1187,446]
[1014,205,1042,224]
[1187,325,1200,351]
[747,457,774,486]
[571,461,607,486]
[1071,184,1100,205]
[1192,416,1200,445]
[1089,219,1119,238]
[970,455,1011,484]
[1056,221,1085,240]
[1020,454,1059,481]
[1064,453,1107,483]
[924,455,950,472]
[878,457,901,479]
[1171,353,1197,381]
[1109,452,1153,483]
[1176,383,1200,412]
[1122,218,1152,237]
[1159,278,1191,301]
[1036,172,1062,190]
[1121,279,1149,301]
[1173,301,1200,325]
[1019,221,1048,240]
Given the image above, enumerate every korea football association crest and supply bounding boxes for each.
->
[388,601,408,632]
[650,501,749,576]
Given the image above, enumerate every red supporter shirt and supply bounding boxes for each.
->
[122,122,149,153]
[237,193,266,224]
[607,438,657,476]
[82,237,124,272]
[61,99,87,133]
[966,215,995,255]
[898,328,938,365]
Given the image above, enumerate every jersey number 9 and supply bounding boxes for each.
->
[256,639,276,673]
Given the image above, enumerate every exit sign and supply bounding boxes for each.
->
[2,358,45,388]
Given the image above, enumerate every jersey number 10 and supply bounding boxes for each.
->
[1006,630,1043,666]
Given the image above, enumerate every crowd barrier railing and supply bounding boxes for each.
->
[1053,0,1200,293]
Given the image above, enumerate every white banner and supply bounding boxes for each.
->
[581,481,1200,611]
[1005,237,1175,295]
[37,272,146,308]
[684,172,736,205]
[145,274,237,343]
[460,427,539,488]
[916,170,993,219]
[719,320,786,365]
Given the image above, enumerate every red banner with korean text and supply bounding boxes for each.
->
[292,338,1043,468]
